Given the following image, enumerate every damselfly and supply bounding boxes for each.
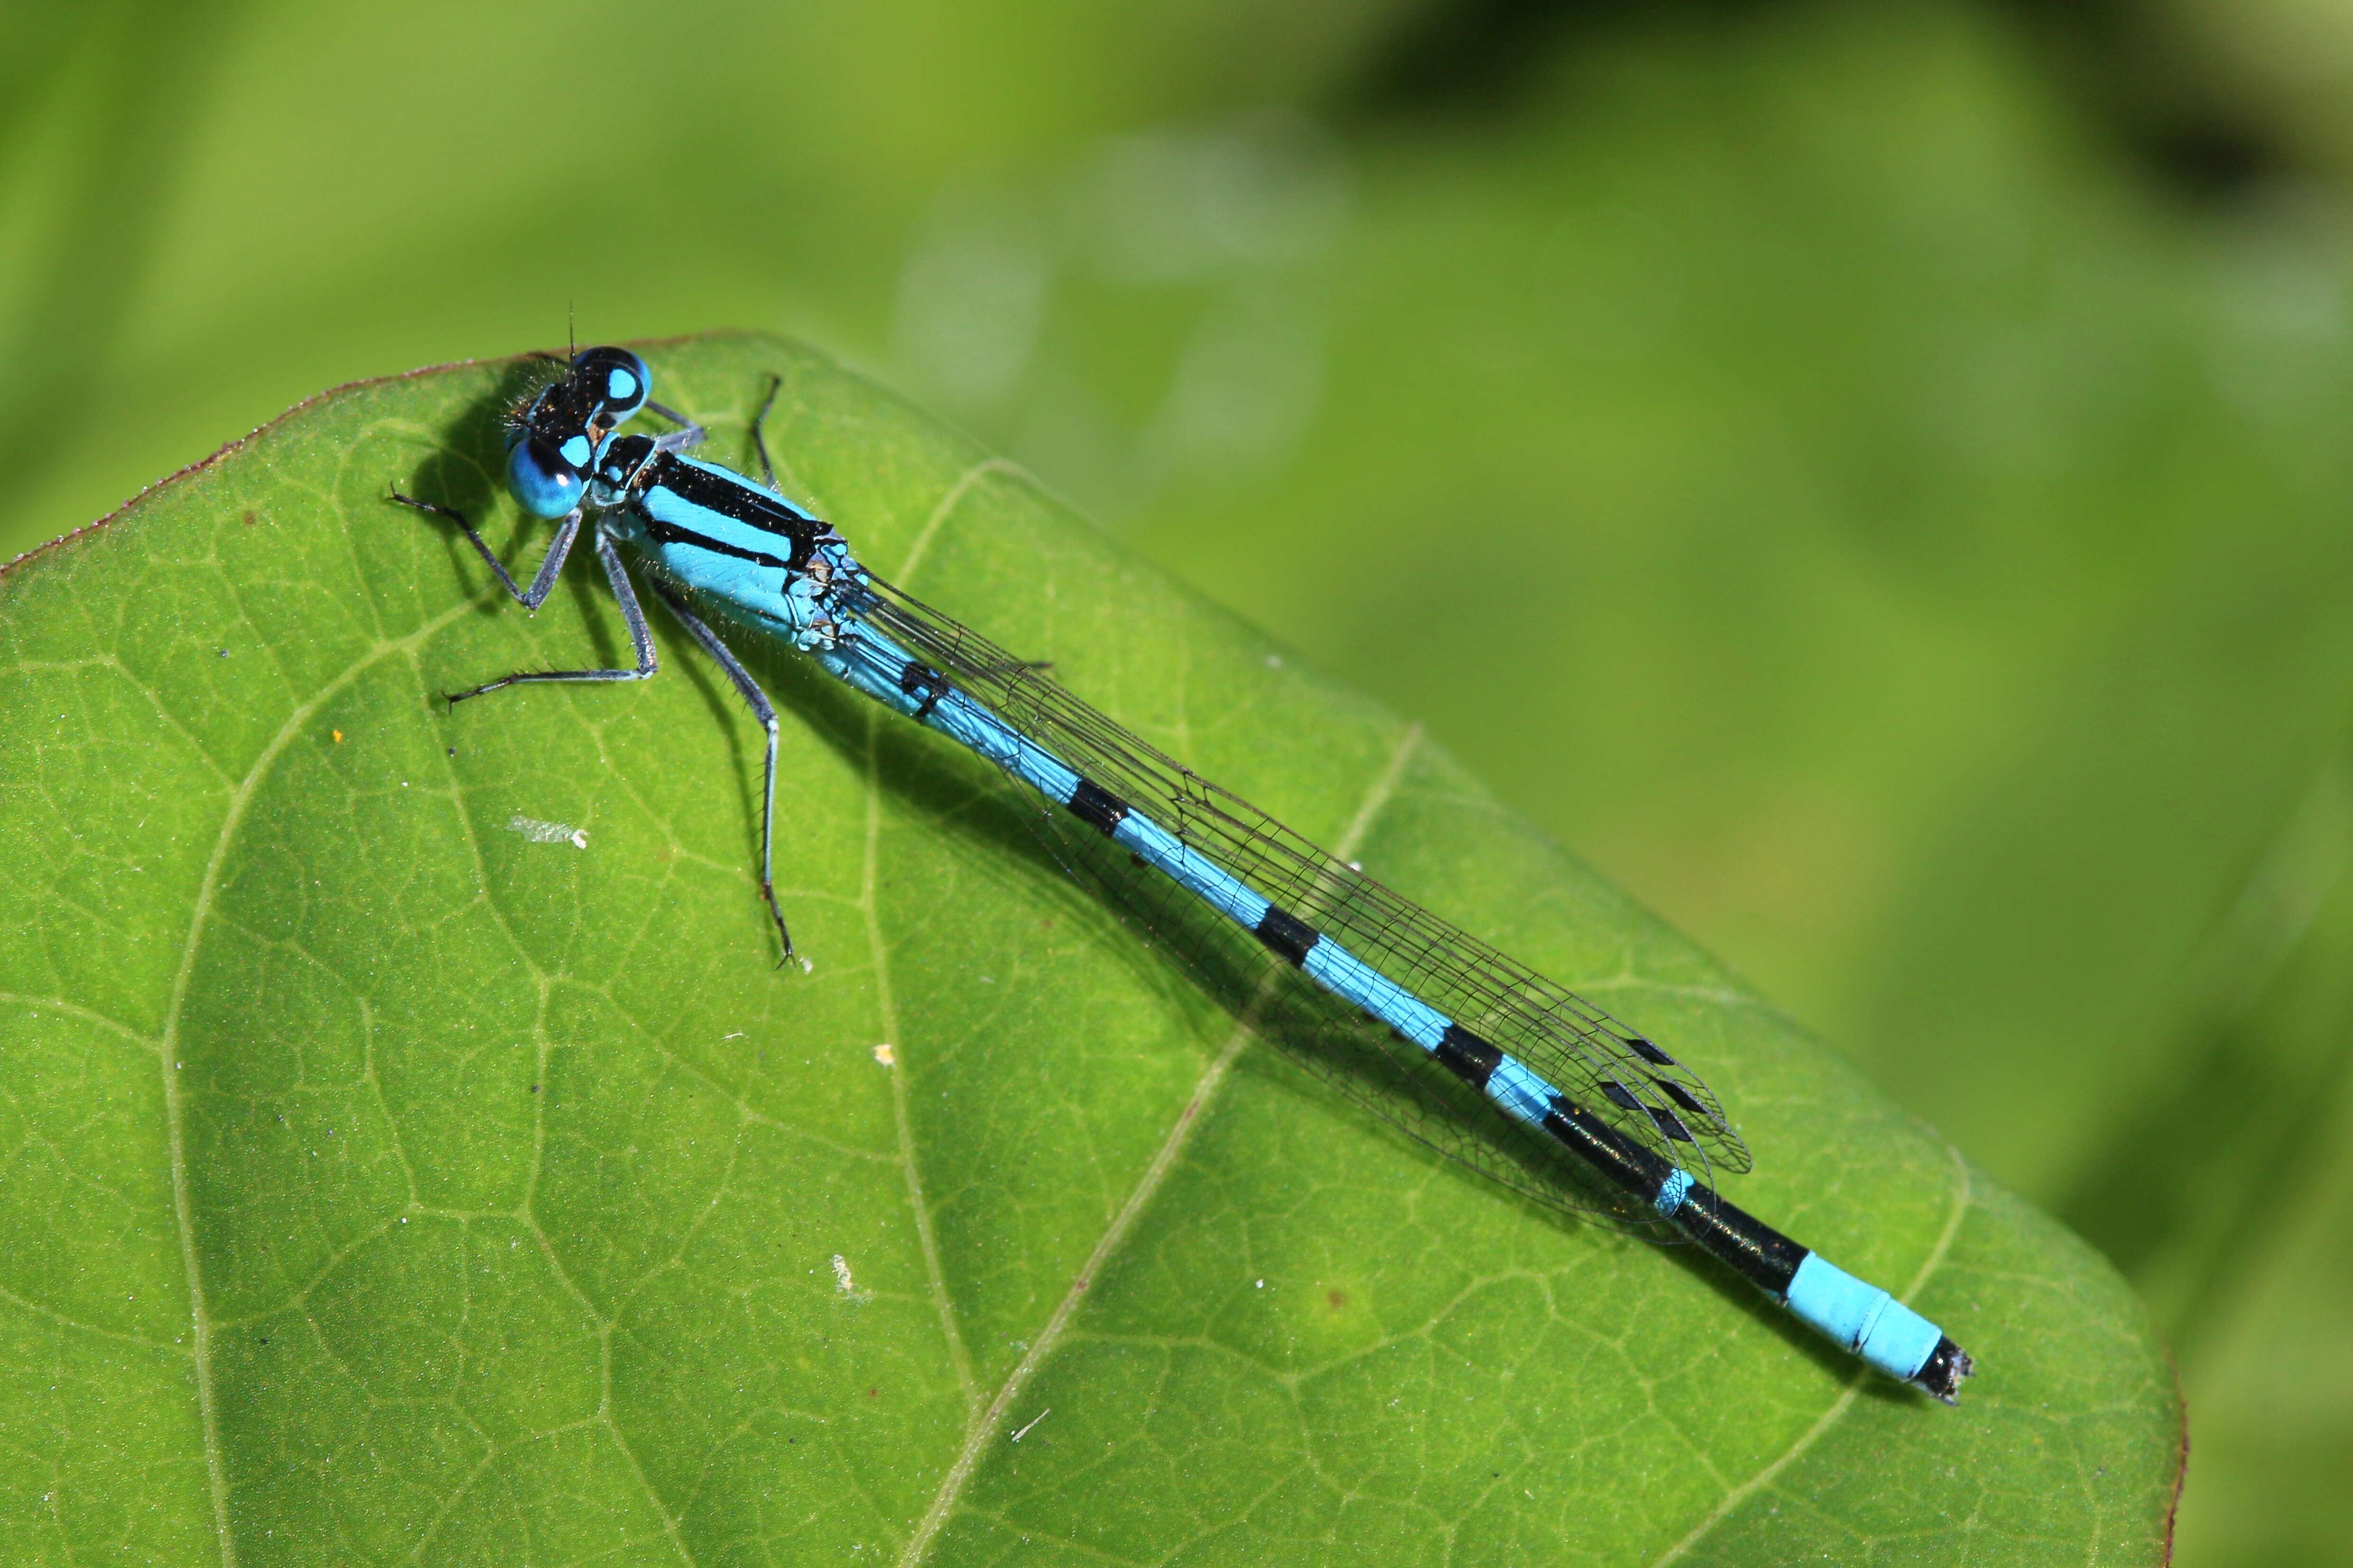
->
[391,346,1973,1403]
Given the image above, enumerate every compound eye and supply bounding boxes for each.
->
[574,347,651,420]
[508,436,584,519]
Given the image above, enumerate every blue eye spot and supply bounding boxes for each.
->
[508,439,584,519]
[560,434,593,467]
[574,348,651,418]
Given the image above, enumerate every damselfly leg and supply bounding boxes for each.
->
[645,574,795,961]
[429,530,659,705]
[389,491,583,613]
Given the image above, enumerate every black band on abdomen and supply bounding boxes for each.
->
[1667,1187,1806,1296]
[1435,1022,1503,1088]
[1536,1100,1803,1295]
[898,661,947,720]
[1066,778,1127,836]
[1253,904,1318,966]
[1541,1101,1674,1201]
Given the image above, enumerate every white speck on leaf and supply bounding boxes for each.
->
[506,813,589,849]
[873,1043,896,1066]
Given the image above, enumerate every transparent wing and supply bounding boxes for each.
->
[857,576,1751,1227]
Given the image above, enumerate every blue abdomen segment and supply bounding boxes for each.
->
[1482,1053,1558,1127]
[1300,940,1449,1050]
[1108,809,1273,931]
[1783,1252,1945,1382]
[828,619,1087,810]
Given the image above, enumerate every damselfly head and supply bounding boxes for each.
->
[499,346,655,518]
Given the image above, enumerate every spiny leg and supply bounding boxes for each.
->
[444,531,659,704]
[644,576,794,961]
[644,399,707,453]
[390,490,581,612]
[749,374,784,490]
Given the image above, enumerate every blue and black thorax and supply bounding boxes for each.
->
[587,432,862,652]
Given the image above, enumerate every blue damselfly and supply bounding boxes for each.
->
[391,346,1973,1402]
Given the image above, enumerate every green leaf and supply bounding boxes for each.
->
[0,332,2180,1564]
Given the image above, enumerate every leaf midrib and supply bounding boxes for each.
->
[891,706,1429,1566]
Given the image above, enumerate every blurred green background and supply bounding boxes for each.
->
[6,0,2350,1559]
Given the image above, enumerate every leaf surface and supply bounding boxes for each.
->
[0,334,2181,1564]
